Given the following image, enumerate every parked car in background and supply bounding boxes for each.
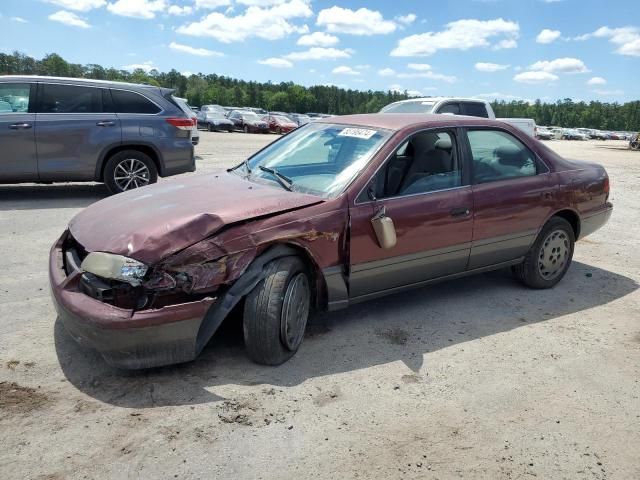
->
[247,107,268,115]
[562,129,587,140]
[197,109,234,132]
[380,97,537,137]
[263,114,298,134]
[173,96,199,146]
[0,75,195,193]
[50,113,612,369]
[227,110,269,133]
[535,126,554,140]
[288,113,311,126]
[200,104,226,115]
[630,132,640,150]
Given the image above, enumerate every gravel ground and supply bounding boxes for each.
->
[1,134,638,480]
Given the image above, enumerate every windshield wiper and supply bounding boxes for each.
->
[258,165,293,191]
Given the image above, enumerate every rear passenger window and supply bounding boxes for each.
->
[467,129,537,184]
[0,83,31,113]
[461,102,489,118]
[111,89,160,114]
[39,84,103,113]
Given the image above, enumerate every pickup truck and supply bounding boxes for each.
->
[380,97,537,137]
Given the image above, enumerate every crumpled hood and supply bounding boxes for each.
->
[69,172,323,264]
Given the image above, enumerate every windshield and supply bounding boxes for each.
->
[380,100,435,114]
[273,115,293,123]
[241,112,260,121]
[207,112,227,119]
[235,122,391,198]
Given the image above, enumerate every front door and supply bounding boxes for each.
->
[464,127,556,269]
[35,82,120,181]
[0,82,37,182]
[348,129,473,299]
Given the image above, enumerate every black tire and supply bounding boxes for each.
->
[243,125,249,133]
[243,256,311,366]
[103,150,158,194]
[208,123,214,132]
[513,216,575,289]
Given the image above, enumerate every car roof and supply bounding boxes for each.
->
[388,96,489,105]
[316,113,510,132]
[0,75,166,92]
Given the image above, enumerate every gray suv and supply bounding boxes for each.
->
[0,76,196,193]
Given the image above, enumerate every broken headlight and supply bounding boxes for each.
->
[81,252,148,286]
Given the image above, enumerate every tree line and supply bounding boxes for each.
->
[1,51,638,130]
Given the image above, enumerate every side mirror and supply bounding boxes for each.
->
[371,206,397,249]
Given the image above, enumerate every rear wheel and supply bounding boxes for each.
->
[243,125,249,134]
[513,217,575,288]
[104,150,157,194]
[243,256,311,365]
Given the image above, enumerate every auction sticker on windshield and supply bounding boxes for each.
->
[338,127,377,140]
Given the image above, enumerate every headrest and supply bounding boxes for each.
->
[434,137,452,150]
[495,145,526,167]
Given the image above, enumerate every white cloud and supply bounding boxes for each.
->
[122,60,157,72]
[513,71,558,83]
[107,0,166,19]
[194,0,231,8]
[332,65,360,75]
[529,57,589,73]
[407,63,431,71]
[536,28,561,44]
[397,71,456,83]
[578,26,640,57]
[167,4,193,15]
[177,0,311,43]
[378,68,396,76]
[494,38,517,49]
[169,41,223,56]
[475,62,509,72]
[11,17,28,23]
[317,6,396,35]
[586,76,607,86]
[238,0,291,4]
[258,57,293,68]
[391,18,519,56]
[297,32,339,47]
[48,10,91,28]
[283,47,353,61]
[395,13,416,25]
[593,89,624,95]
[44,0,106,11]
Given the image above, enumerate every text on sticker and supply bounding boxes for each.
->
[338,128,377,140]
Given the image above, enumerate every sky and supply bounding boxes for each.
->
[0,0,638,102]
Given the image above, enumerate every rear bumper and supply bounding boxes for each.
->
[579,202,613,239]
[49,233,215,369]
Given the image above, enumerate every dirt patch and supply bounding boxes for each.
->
[313,387,341,407]
[0,382,52,414]
[217,398,258,426]
[377,327,409,345]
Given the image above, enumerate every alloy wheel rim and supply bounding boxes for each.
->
[538,229,569,280]
[114,159,150,191]
[280,273,310,351]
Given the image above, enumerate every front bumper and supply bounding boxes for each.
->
[49,233,216,369]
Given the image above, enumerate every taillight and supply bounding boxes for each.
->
[166,117,194,130]
[191,117,197,126]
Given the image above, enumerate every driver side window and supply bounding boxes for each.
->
[371,130,461,199]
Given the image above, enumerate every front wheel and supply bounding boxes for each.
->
[243,256,311,365]
[513,217,575,289]
[103,150,158,194]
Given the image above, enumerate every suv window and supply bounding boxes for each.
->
[0,83,31,113]
[437,103,460,115]
[111,89,160,114]
[467,129,537,184]
[461,102,489,118]
[39,84,103,114]
[371,130,461,198]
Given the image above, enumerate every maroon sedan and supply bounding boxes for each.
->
[263,114,298,134]
[50,114,612,369]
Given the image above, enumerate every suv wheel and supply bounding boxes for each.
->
[104,150,158,194]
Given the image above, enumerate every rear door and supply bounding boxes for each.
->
[0,82,37,182]
[464,127,556,269]
[35,82,121,181]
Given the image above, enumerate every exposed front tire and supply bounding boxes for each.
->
[513,216,575,289]
[243,256,311,366]
[104,150,158,194]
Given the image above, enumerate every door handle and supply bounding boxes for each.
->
[450,207,471,218]
[96,120,116,127]
[9,123,32,130]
